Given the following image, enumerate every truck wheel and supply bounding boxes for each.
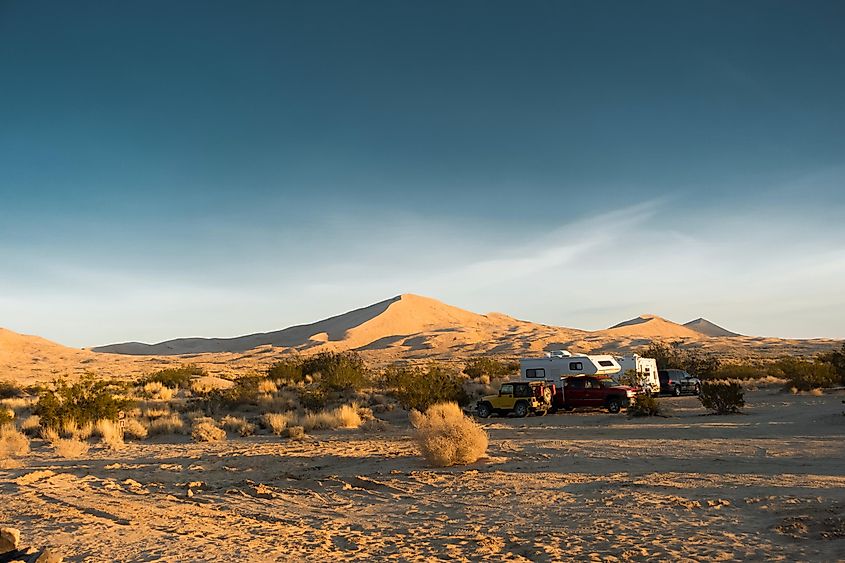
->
[673,386,682,397]
[476,402,492,418]
[607,398,622,413]
[514,401,529,418]
[693,384,701,396]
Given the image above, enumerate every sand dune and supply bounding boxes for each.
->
[684,317,741,337]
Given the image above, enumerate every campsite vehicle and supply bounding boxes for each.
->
[614,354,660,395]
[658,369,701,396]
[561,376,639,413]
[519,351,623,409]
[476,381,554,418]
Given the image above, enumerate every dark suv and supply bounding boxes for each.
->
[658,369,701,396]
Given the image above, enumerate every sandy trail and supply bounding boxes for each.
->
[2,389,844,561]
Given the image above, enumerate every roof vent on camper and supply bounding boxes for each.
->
[546,350,572,358]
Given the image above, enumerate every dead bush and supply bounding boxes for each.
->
[20,415,41,436]
[285,425,305,440]
[412,402,488,467]
[191,417,226,442]
[0,424,30,460]
[142,381,175,401]
[94,419,124,449]
[123,418,149,440]
[53,438,89,458]
[699,381,745,414]
[221,415,256,436]
[263,412,294,436]
[147,414,185,436]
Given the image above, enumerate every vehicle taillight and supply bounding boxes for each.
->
[668,379,674,385]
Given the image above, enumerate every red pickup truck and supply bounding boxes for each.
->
[560,376,639,413]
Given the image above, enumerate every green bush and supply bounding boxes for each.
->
[698,381,745,414]
[267,358,305,383]
[462,357,518,380]
[768,358,838,391]
[298,387,328,411]
[383,363,469,411]
[641,342,720,379]
[0,409,14,426]
[199,376,264,414]
[301,352,370,392]
[817,343,845,385]
[627,393,663,417]
[34,375,135,429]
[713,363,768,380]
[143,365,205,389]
[0,380,24,399]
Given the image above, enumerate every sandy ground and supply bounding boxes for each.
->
[2,389,844,562]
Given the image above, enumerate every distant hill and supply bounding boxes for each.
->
[683,318,741,337]
[607,315,704,339]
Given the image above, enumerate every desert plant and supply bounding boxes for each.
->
[627,393,663,417]
[383,364,469,411]
[285,425,305,439]
[0,409,13,426]
[34,375,134,429]
[768,358,838,391]
[221,415,256,436]
[53,438,89,458]
[698,381,745,414]
[257,379,278,394]
[301,352,370,392]
[94,419,124,449]
[142,365,205,389]
[20,415,41,436]
[640,342,720,379]
[0,380,24,399]
[334,404,362,428]
[147,413,185,436]
[462,358,519,381]
[267,358,305,383]
[0,424,30,460]
[191,417,226,442]
[263,412,295,435]
[412,402,488,467]
[297,387,328,411]
[142,381,175,401]
[122,418,149,440]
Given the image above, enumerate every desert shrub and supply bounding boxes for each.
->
[698,382,745,414]
[53,438,89,458]
[40,427,59,444]
[628,394,663,417]
[298,387,328,411]
[713,363,769,380]
[0,380,24,399]
[286,425,305,439]
[383,364,469,411]
[263,412,295,435]
[94,419,124,449]
[641,342,720,379]
[463,358,518,380]
[817,343,845,384]
[34,375,134,429]
[20,415,41,436]
[191,417,226,442]
[412,402,488,467]
[123,418,149,440]
[142,405,172,419]
[257,379,278,394]
[768,358,838,391]
[142,381,175,401]
[147,414,185,436]
[143,365,205,389]
[0,424,30,460]
[0,409,13,426]
[74,421,95,440]
[301,352,370,392]
[221,415,256,436]
[267,358,305,383]
[334,404,362,428]
[200,376,264,413]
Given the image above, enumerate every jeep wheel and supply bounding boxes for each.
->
[607,398,622,413]
[673,385,682,397]
[476,402,492,418]
[514,401,529,418]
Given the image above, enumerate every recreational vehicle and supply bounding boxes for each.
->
[613,354,660,395]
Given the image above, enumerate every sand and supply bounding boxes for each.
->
[2,388,844,561]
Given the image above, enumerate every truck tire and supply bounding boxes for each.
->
[514,401,529,418]
[607,398,622,413]
[476,402,492,418]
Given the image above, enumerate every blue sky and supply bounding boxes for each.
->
[1,1,844,346]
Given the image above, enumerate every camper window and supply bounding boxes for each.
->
[598,360,614,367]
[525,368,545,379]
[569,362,583,371]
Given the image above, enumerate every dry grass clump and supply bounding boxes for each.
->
[40,427,60,444]
[257,379,278,394]
[221,415,256,436]
[334,404,363,429]
[94,419,124,449]
[285,425,305,440]
[809,388,824,396]
[408,408,425,429]
[412,402,488,467]
[142,381,175,401]
[53,438,90,459]
[142,405,172,419]
[20,415,41,436]
[191,417,227,442]
[0,424,30,461]
[263,412,295,435]
[147,413,185,436]
[123,418,149,440]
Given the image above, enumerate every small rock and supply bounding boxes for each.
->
[0,527,21,554]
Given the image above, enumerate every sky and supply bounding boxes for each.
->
[1,0,844,347]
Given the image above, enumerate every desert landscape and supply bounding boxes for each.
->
[2,388,844,561]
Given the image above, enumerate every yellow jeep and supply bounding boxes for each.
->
[476,381,553,418]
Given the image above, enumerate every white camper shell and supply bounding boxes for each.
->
[613,354,660,395]
[519,351,622,385]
